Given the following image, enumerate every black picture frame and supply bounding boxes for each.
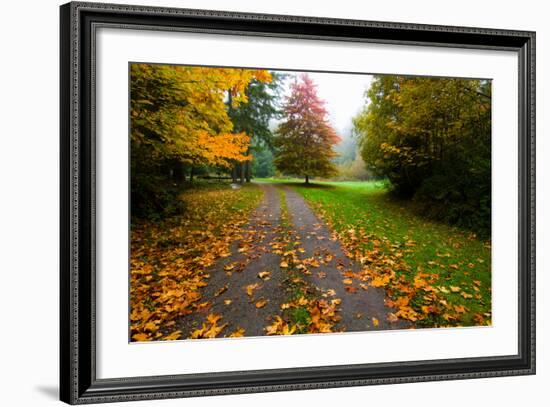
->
[60,1,536,404]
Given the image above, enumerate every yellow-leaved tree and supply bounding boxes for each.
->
[130,64,271,216]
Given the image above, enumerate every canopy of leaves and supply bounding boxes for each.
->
[130,64,272,218]
[353,75,491,235]
[273,74,340,182]
[131,64,271,168]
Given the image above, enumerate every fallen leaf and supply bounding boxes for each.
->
[215,284,228,297]
[245,283,260,297]
[206,313,222,324]
[258,271,271,280]
[387,313,399,322]
[297,297,309,306]
[163,330,182,341]
[450,286,461,293]
[132,333,150,341]
[224,263,235,271]
[372,317,379,327]
[255,298,268,308]
[228,327,245,337]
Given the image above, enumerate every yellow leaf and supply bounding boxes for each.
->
[245,283,260,297]
[342,278,353,285]
[450,286,461,293]
[258,271,271,280]
[223,299,232,305]
[280,261,289,268]
[371,275,391,287]
[282,324,297,335]
[132,333,151,341]
[163,330,182,341]
[372,317,379,327]
[215,284,228,296]
[144,321,158,332]
[331,298,342,306]
[297,297,309,306]
[204,323,228,338]
[255,298,268,308]
[228,327,245,337]
[206,313,222,324]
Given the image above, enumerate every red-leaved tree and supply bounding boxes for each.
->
[274,74,340,184]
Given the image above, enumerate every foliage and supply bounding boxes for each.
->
[251,142,276,178]
[353,75,491,235]
[334,151,372,181]
[130,64,271,218]
[273,74,341,183]
[228,72,284,148]
[227,72,284,182]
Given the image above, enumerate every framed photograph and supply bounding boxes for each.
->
[60,1,535,404]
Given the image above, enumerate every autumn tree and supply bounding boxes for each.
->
[353,75,491,234]
[130,64,271,217]
[273,74,340,184]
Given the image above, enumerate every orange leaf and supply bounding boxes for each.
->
[255,298,268,308]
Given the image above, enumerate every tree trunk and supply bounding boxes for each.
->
[245,161,251,183]
[240,162,245,184]
[173,161,185,182]
[190,167,194,182]
[231,165,237,183]
[305,174,309,184]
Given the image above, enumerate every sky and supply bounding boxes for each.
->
[277,70,373,137]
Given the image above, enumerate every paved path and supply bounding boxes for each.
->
[283,186,409,332]
[178,183,286,337]
[178,182,407,338]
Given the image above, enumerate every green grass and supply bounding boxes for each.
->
[259,178,491,328]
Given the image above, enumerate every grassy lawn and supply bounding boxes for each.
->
[257,178,491,328]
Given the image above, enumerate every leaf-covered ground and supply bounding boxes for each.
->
[130,180,491,342]
[130,183,263,341]
[268,179,492,328]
